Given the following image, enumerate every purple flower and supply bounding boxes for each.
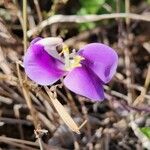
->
[23,37,118,101]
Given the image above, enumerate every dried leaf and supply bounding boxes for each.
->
[45,87,80,134]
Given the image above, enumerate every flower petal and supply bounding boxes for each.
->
[23,44,65,85]
[64,66,104,101]
[30,37,43,45]
[36,37,64,62]
[78,43,118,83]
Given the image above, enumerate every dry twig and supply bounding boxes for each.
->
[27,13,150,37]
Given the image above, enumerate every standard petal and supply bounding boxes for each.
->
[23,44,65,85]
[64,66,104,101]
[30,37,43,45]
[36,37,64,62]
[78,43,118,83]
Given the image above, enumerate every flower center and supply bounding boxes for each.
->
[62,44,84,71]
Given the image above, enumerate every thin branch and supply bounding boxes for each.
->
[0,117,32,125]
[12,0,24,29]
[0,136,39,147]
[125,0,130,25]
[130,121,150,150]
[16,62,38,128]
[27,13,150,37]
[33,0,43,22]
[133,65,150,106]
[23,0,27,53]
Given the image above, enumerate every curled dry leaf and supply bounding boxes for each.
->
[45,86,81,134]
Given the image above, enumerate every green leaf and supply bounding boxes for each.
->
[79,22,96,31]
[140,127,150,139]
[78,0,105,14]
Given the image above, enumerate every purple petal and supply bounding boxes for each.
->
[36,37,64,62]
[64,66,104,101]
[23,44,65,85]
[30,37,43,45]
[78,43,118,83]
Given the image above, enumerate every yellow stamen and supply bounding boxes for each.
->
[62,44,70,70]
[70,55,84,69]
[62,44,69,53]
[60,44,84,71]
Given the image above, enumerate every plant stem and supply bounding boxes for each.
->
[23,0,27,53]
